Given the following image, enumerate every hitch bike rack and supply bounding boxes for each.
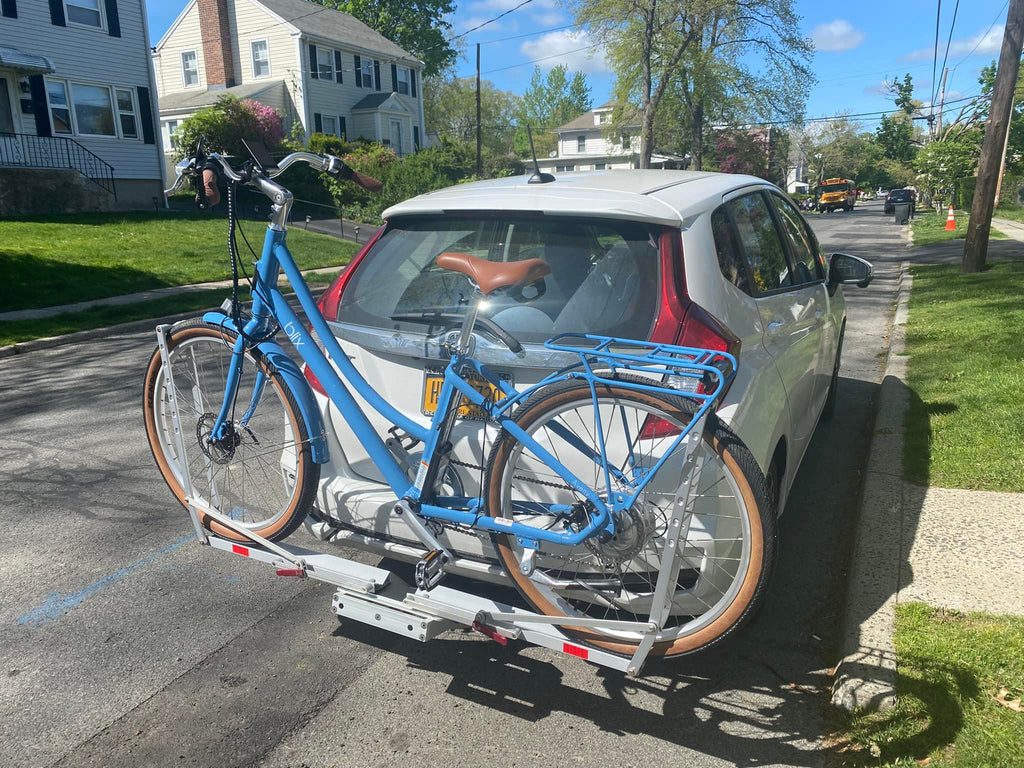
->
[154,324,708,677]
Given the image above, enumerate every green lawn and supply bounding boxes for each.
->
[0,211,356,313]
[990,205,1024,223]
[903,261,1024,491]
[911,212,1006,247]
[831,603,1024,767]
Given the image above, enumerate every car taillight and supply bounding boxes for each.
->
[638,229,741,440]
[302,226,385,398]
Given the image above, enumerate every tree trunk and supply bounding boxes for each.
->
[638,0,655,169]
[691,100,704,170]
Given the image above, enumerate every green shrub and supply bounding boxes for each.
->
[174,95,285,160]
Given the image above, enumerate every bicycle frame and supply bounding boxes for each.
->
[204,221,731,550]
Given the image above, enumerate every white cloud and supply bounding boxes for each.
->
[458,16,504,32]
[863,81,891,97]
[531,10,566,26]
[811,19,865,52]
[519,30,608,74]
[904,25,1004,61]
[470,0,556,11]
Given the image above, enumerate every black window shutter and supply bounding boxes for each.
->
[340,116,346,140]
[314,112,322,133]
[308,44,318,79]
[1,0,17,19]
[353,55,361,87]
[413,125,419,150]
[334,50,342,83]
[390,64,398,93]
[104,0,120,36]
[29,75,51,137]
[374,61,380,91]
[48,0,65,25]
[410,70,417,98]
[137,86,155,144]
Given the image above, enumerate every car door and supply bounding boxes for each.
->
[725,191,823,457]
[768,192,835,417]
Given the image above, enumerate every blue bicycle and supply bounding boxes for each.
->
[143,142,775,658]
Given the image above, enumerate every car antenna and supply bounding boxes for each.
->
[526,124,555,184]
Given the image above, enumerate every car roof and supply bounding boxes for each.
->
[381,170,773,227]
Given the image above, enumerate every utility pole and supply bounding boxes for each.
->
[995,95,1015,206]
[964,0,1024,273]
[476,43,482,178]
[936,67,949,138]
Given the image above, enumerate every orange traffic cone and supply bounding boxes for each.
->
[945,205,957,230]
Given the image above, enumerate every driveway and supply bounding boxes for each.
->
[0,200,903,768]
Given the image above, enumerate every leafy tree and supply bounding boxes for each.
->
[574,0,811,168]
[875,114,916,164]
[914,139,979,207]
[174,95,284,160]
[422,73,520,155]
[889,73,919,117]
[513,65,593,156]
[310,0,456,76]
[714,130,769,177]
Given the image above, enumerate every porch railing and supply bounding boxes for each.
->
[0,132,116,198]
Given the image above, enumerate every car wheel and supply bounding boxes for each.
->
[822,323,845,421]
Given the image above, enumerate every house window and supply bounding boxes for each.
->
[65,0,102,28]
[316,47,333,80]
[396,67,410,95]
[46,81,73,135]
[360,58,374,88]
[556,164,575,172]
[621,131,631,147]
[181,51,199,88]
[115,88,137,139]
[595,162,606,170]
[165,119,179,149]
[71,82,115,136]
[251,40,271,79]
[322,115,338,137]
[577,135,586,152]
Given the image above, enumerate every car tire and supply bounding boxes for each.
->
[822,323,845,421]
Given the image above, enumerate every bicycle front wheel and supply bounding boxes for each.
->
[484,377,776,658]
[143,320,319,542]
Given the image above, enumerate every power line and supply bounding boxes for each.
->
[930,0,943,109]
[951,0,1010,73]
[938,0,962,80]
[481,43,601,74]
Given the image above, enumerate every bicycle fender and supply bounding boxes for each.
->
[201,312,329,464]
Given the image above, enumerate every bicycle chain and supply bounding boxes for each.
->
[448,457,574,492]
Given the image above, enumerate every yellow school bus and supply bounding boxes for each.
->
[818,178,857,212]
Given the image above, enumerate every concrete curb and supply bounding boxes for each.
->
[831,260,913,712]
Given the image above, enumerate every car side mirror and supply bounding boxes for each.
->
[829,253,873,288]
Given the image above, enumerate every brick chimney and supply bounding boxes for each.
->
[197,0,235,89]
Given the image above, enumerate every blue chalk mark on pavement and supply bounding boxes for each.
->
[18,534,195,627]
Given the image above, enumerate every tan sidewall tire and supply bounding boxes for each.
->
[142,322,318,542]
[485,381,773,658]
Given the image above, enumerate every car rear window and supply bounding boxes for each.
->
[335,215,661,345]
[890,190,913,201]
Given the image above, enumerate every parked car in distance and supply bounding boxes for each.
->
[885,188,916,214]
[302,170,873,580]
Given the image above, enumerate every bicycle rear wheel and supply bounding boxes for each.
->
[143,320,319,542]
[484,377,776,657]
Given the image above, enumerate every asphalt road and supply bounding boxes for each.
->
[0,200,905,768]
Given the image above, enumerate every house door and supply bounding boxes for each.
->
[389,119,403,156]
[0,79,15,134]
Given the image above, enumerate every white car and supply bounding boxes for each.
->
[302,170,872,589]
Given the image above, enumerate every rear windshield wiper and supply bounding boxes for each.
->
[389,312,523,355]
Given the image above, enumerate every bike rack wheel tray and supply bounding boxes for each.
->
[153,324,707,677]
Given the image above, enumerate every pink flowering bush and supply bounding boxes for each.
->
[242,99,285,147]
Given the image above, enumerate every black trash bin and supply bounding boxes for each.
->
[894,201,912,225]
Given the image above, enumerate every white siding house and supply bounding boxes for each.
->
[0,0,165,211]
[536,102,684,174]
[153,0,426,165]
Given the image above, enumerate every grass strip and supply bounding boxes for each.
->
[910,212,1006,247]
[0,211,356,312]
[0,269,344,347]
[903,261,1024,491]
[830,603,1024,767]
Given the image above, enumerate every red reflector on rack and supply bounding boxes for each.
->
[275,568,306,578]
[231,544,249,556]
[563,643,589,659]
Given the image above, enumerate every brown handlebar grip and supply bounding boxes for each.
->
[350,170,383,193]
[201,168,221,207]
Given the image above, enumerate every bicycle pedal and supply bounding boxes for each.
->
[415,549,448,591]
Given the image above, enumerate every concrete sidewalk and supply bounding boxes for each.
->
[832,257,1024,712]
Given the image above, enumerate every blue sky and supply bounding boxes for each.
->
[148,0,1011,129]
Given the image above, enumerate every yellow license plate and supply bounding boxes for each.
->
[421,369,511,420]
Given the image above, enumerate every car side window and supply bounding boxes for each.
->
[771,194,824,284]
[710,206,751,294]
[727,192,794,293]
